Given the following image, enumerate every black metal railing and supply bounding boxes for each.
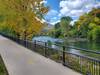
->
[0,33,100,75]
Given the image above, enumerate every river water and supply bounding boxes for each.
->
[32,36,100,59]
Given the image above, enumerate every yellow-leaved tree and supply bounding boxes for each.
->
[0,0,48,40]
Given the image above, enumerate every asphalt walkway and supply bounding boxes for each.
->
[0,35,81,75]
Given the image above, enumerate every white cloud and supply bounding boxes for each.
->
[45,0,100,25]
[94,2,100,8]
[60,7,70,16]
[70,20,77,25]
[70,10,84,17]
[60,0,85,10]
[67,0,84,9]
[60,1,67,8]
[50,20,60,25]
[45,9,59,24]
[59,0,100,18]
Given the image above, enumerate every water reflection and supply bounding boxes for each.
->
[32,36,100,59]
[71,41,100,52]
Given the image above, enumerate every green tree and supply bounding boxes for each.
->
[60,16,72,37]
[73,8,100,42]
[54,23,62,38]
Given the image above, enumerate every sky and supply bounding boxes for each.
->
[43,0,100,25]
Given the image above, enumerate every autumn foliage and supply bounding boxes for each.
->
[0,0,48,40]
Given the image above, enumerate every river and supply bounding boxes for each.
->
[32,36,100,59]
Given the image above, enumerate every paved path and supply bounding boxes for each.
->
[0,35,81,75]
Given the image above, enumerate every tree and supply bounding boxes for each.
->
[55,22,60,29]
[54,23,62,38]
[0,0,48,40]
[60,16,72,37]
[73,8,100,42]
[88,26,100,42]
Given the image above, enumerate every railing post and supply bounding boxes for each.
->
[62,46,66,66]
[34,40,37,50]
[79,56,82,73]
[24,40,26,47]
[44,42,47,57]
[26,40,28,48]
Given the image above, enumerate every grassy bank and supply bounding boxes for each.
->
[0,55,8,75]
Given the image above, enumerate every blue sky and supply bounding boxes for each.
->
[43,0,100,25]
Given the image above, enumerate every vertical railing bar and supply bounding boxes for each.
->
[92,60,93,75]
[96,61,97,75]
[93,60,95,75]
[34,40,36,51]
[62,46,65,66]
[80,56,83,73]
[95,61,97,75]
[44,42,47,57]
[95,60,96,75]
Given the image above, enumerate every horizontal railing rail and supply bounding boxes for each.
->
[54,43,100,55]
[0,33,100,75]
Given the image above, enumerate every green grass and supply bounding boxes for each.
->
[0,55,8,75]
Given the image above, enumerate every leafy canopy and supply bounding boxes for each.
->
[0,0,48,40]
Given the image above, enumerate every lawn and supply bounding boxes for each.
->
[0,55,8,75]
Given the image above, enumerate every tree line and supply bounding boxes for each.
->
[48,8,100,42]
